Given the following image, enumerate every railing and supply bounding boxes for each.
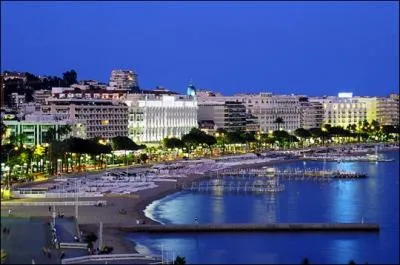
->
[11,191,104,199]
[59,242,88,249]
[1,200,107,206]
[61,253,162,264]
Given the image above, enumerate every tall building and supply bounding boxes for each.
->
[377,93,399,126]
[124,93,198,143]
[109,70,139,91]
[299,98,324,129]
[198,100,247,133]
[42,98,128,139]
[310,93,377,128]
[232,93,302,132]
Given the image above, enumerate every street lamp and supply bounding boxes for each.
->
[5,147,19,188]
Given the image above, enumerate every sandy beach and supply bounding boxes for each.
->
[2,143,398,256]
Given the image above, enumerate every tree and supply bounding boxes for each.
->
[174,256,186,265]
[57,125,72,140]
[0,122,7,143]
[9,132,29,149]
[225,131,244,144]
[62,70,78,87]
[294,128,311,139]
[294,128,311,147]
[301,258,309,264]
[163,137,185,150]
[43,127,57,143]
[203,134,217,156]
[274,117,285,131]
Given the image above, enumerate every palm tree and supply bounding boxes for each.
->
[10,132,29,149]
[57,124,72,141]
[43,127,57,143]
[274,117,285,131]
[174,256,186,265]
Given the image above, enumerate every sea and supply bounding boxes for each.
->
[127,150,399,264]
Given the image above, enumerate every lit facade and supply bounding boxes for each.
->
[109,70,139,91]
[310,96,368,127]
[3,115,79,146]
[33,89,52,104]
[377,93,399,126]
[233,93,302,132]
[124,94,198,143]
[198,101,247,132]
[42,98,128,139]
[299,99,324,129]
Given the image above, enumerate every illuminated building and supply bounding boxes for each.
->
[198,101,247,133]
[232,93,302,132]
[124,93,198,143]
[3,114,80,146]
[310,93,378,127]
[42,98,128,139]
[377,93,399,126]
[109,69,139,91]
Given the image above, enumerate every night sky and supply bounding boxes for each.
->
[1,1,398,96]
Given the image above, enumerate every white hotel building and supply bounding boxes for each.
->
[124,94,198,143]
[310,93,378,128]
[232,93,302,132]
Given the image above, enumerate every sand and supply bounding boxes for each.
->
[3,143,398,255]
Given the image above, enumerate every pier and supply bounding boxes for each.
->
[208,168,367,180]
[117,223,380,233]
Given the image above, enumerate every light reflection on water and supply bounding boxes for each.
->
[133,151,399,264]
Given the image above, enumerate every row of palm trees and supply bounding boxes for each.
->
[0,118,398,185]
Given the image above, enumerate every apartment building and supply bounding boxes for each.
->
[299,98,324,129]
[232,93,302,132]
[51,87,127,101]
[3,113,79,146]
[310,94,368,127]
[10,93,26,110]
[33,89,52,104]
[42,98,128,139]
[198,101,247,133]
[377,93,399,126]
[109,70,139,91]
[124,93,198,143]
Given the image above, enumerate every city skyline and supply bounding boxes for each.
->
[1,1,399,96]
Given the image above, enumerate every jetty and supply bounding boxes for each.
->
[117,223,380,233]
[207,168,367,180]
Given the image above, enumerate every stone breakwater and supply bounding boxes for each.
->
[115,223,380,233]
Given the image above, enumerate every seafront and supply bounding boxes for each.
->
[1,143,398,258]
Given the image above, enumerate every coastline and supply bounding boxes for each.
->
[132,158,298,226]
[4,146,398,257]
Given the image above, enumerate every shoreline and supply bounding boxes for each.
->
[3,146,398,256]
[132,158,298,226]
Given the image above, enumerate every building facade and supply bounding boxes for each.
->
[109,70,139,91]
[377,94,399,126]
[33,89,52,105]
[3,114,79,146]
[299,98,324,129]
[310,93,380,128]
[232,93,302,132]
[125,94,198,143]
[42,98,128,139]
[197,100,247,133]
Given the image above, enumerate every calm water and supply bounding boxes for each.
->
[127,151,399,264]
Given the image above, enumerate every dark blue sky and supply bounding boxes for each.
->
[1,1,398,96]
